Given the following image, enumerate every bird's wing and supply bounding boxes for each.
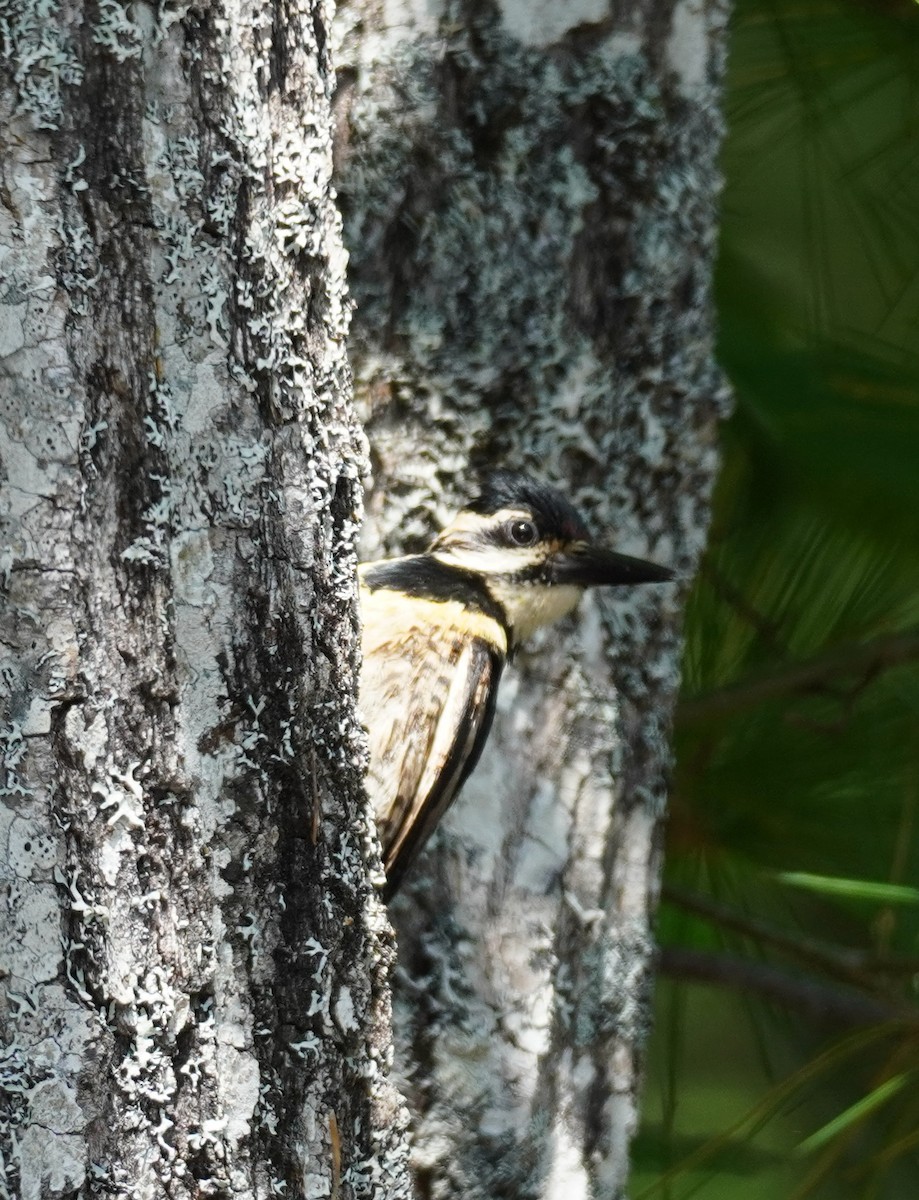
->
[359,604,504,897]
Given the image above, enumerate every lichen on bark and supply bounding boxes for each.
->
[334,0,731,1195]
[0,2,410,1196]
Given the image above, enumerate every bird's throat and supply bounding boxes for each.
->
[483,578,583,648]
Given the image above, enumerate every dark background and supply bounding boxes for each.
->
[634,2,919,1196]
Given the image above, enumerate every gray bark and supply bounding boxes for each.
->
[334,0,731,1197]
[0,3,410,1198]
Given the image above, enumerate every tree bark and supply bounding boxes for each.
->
[334,1,730,1196]
[0,3,411,1197]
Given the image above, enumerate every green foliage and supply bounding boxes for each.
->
[777,875,919,907]
[637,1,919,1196]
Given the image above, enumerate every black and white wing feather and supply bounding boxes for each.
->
[359,579,505,897]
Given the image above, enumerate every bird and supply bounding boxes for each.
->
[358,470,674,899]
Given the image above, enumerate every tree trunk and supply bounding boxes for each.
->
[0,4,411,1197]
[334,1,730,1196]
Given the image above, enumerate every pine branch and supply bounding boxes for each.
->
[678,629,919,726]
[657,947,911,1028]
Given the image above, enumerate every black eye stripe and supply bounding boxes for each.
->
[479,521,536,547]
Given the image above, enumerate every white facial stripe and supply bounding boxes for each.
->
[433,508,533,541]
[490,508,533,523]
[432,544,545,576]
[432,507,552,575]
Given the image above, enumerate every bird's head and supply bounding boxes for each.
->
[429,470,674,645]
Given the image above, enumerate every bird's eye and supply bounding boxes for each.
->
[507,519,538,547]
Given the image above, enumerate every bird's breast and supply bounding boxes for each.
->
[358,583,509,660]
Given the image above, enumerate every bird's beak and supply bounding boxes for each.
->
[551,543,675,588]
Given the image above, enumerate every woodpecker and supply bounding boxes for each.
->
[358,470,674,899]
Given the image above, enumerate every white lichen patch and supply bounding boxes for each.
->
[0,301,27,358]
[0,2,83,130]
[544,1103,592,1200]
[334,986,358,1033]
[216,1043,260,1144]
[2,984,97,1194]
[7,816,60,877]
[17,1126,86,1200]
[91,0,145,62]
[496,0,610,49]
[4,886,62,985]
[170,529,215,608]
[666,0,713,94]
